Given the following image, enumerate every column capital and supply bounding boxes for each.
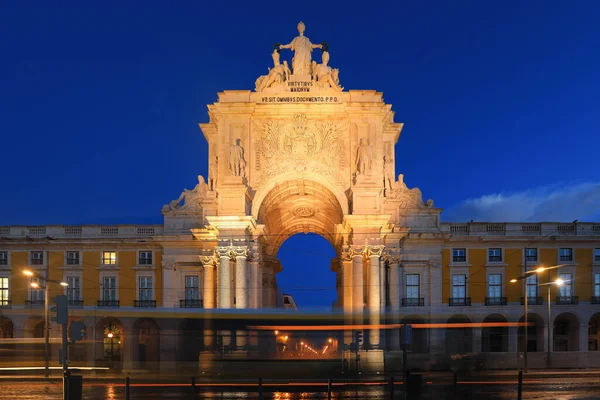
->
[200,255,217,266]
[216,246,232,259]
[232,245,249,259]
[367,245,385,257]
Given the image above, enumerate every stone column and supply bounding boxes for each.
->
[579,325,589,352]
[369,246,383,348]
[201,256,216,309]
[341,250,353,347]
[256,263,262,308]
[216,247,232,309]
[473,327,482,353]
[508,326,519,353]
[234,246,249,309]
[388,258,401,350]
[352,247,365,329]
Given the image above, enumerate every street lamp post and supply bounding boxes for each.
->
[23,270,68,378]
[510,264,565,373]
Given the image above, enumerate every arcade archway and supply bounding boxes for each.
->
[256,178,346,308]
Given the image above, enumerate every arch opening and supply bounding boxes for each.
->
[589,313,600,351]
[481,314,508,353]
[554,312,579,351]
[518,313,544,352]
[446,315,473,354]
[256,179,345,255]
[276,233,338,309]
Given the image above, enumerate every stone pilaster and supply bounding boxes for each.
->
[387,255,401,349]
[216,246,232,309]
[233,246,249,309]
[368,245,384,348]
[201,255,216,309]
[351,246,365,337]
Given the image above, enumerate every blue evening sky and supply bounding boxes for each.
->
[1,2,599,307]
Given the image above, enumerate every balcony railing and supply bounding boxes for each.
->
[68,300,84,308]
[485,297,507,306]
[134,300,156,308]
[0,300,11,309]
[97,300,120,308]
[449,297,471,306]
[556,296,579,305]
[180,299,203,308]
[592,296,600,304]
[521,296,544,305]
[401,298,424,307]
[25,300,45,308]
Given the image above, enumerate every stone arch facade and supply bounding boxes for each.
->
[157,53,443,372]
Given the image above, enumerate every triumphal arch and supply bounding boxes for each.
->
[159,23,444,361]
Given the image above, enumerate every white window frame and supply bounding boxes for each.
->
[558,272,573,297]
[138,250,154,266]
[65,251,81,266]
[28,276,45,302]
[135,271,155,301]
[64,273,82,301]
[451,248,467,264]
[524,248,539,264]
[452,274,467,299]
[99,272,119,301]
[594,248,600,264]
[0,251,9,267]
[101,250,118,266]
[30,250,44,266]
[184,275,200,301]
[487,273,503,298]
[593,273,600,298]
[526,273,539,298]
[405,274,420,299]
[488,248,503,263]
[0,273,10,305]
[558,248,574,263]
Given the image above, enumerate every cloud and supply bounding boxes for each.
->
[443,182,600,222]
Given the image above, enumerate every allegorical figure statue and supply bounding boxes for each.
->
[255,50,287,92]
[229,138,246,177]
[209,156,218,191]
[356,138,373,175]
[164,175,208,211]
[383,155,393,194]
[279,21,322,76]
[313,51,343,91]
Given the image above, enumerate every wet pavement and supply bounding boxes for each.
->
[1,381,600,399]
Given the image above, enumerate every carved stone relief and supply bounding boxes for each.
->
[252,114,349,184]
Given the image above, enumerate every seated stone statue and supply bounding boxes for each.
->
[313,51,343,91]
[255,50,286,92]
[163,175,208,211]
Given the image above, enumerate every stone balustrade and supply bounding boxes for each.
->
[0,225,163,239]
[441,222,600,236]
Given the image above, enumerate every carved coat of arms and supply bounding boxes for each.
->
[253,114,349,182]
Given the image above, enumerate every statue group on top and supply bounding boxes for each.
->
[255,22,343,92]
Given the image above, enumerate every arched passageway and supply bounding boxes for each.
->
[277,233,337,309]
[256,179,346,310]
[446,315,472,354]
[0,316,14,338]
[518,313,544,352]
[401,315,428,353]
[481,314,508,352]
[133,318,160,369]
[178,318,205,362]
[23,317,45,361]
[68,318,87,363]
[589,313,600,351]
[95,317,123,368]
[553,313,579,351]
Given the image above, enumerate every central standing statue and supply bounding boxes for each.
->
[279,22,322,76]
